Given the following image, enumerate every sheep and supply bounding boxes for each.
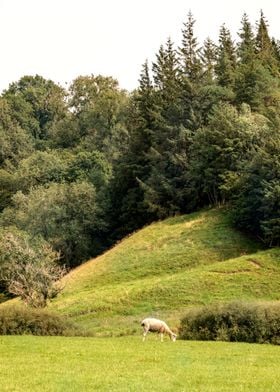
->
[141,317,177,342]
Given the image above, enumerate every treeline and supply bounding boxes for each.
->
[0,11,279,280]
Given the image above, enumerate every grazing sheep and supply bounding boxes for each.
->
[141,317,177,342]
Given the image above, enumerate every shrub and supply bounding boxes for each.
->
[0,229,66,308]
[0,306,91,336]
[179,301,280,345]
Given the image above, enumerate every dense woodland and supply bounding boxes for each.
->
[0,11,279,304]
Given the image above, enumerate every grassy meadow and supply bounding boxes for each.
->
[0,335,280,392]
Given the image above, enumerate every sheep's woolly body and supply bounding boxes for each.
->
[141,317,177,342]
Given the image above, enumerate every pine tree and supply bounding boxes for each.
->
[201,37,217,84]
[138,60,156,134]
[215,24,237,87]
[271,38,280,66]
[234,12,280,117]
[256,11,272,60]
[235,13,260,108]
[178,12,205,130]
[152,37,182,125]
[108,62,157,238]
[255,11,279,75]
[180,11,203,83]
[238,13,255,64]
[134,39,192,218]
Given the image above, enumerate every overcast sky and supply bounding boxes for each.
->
[0,0,279,92]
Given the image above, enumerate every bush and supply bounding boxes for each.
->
[179,301,280,345]
[0,306,91,336]
[0,229,66,308]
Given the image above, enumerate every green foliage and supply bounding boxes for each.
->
[0,169,16,211]
[67,150,112,188]
[189,103,269,205]
[69,75,129,160]
[152,38,182,125]
[108,66,157,237]
[201,37,217,84]
[180,11,203,82]
[0,228,65,308]
[0,306,88,336]
[232,130,280,246]
[0,98,34,168]
[0,182,104,266]
[179,301,280,344]
[15,149,70,191]
[48,114,81,148]
[255,11,279,75]
[3,75,67,141]
[142,125,192,217]
[215,25,236,88]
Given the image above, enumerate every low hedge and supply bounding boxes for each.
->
[179,301,280,345]
[0,306,91,336]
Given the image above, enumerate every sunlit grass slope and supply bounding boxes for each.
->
[48,208,280,335]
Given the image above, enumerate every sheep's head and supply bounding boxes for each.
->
[171,333,177,342]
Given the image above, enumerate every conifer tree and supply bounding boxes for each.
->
[180,11,202,83]
[255,11,279,75]
[215,24,237,87]
[201,37,217,84]
[138,39,192,218]
[238,13,256,64]
[130,60,155,172]
[235,14,260,108]
[178,12,205,130]
[108,61,156,237]
[256,11,272,61]
[152,37,182,125]
[271,38,280,66]
[235,12,280,116]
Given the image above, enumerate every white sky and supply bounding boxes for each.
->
[0,0,279,92]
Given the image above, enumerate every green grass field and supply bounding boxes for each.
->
[0,336,280,392]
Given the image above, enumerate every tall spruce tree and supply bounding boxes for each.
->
[256,12,272,61]
[179,13,204,130]
[238,13,256,64]
[199,37,236,126]
[235,13,261,108]
[180,11,203,83]
[152,37,182,125]
[108,61,156,238]
[215,24,237,88]
[201,37,217,84]
[255,11,279,76]
[139,39,191,218]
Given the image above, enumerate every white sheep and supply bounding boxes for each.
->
[141,317,177,342]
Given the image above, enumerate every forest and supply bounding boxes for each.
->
[0,11,279,305]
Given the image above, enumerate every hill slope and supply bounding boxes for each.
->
[48,208,280,336]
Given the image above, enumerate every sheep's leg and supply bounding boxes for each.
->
[143,330,148,342]
[160,333,164,342]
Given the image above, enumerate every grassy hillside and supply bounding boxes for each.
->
[46,207,280,335]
